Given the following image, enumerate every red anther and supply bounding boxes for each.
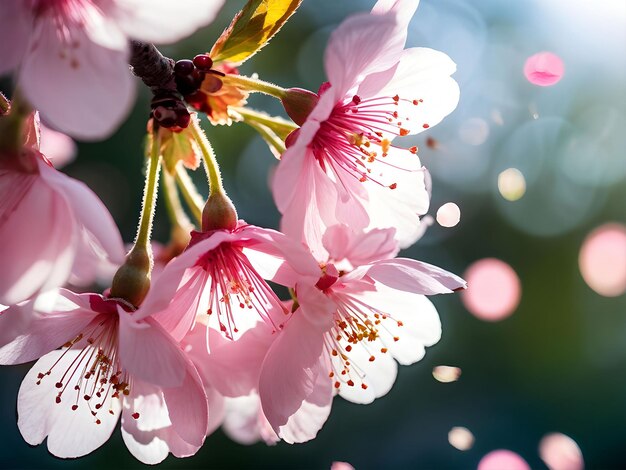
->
[369,355,375,362]
[55,396,61,404]
[55,382,63,388]
[345,345,352,352]
[422,123,430,129]
[193,54,213,71]
[71,405,78,411]
[361,383,368,390]
[352,95,361,105]
[174,59,194,77]
[389,183,397,189]
[347,380,355,386]
[399,128,409,136]
[393,94,400,102]
[409,146,417,154]
[334,381,341,389]
[132,412,140,420]
[96,419,101,425]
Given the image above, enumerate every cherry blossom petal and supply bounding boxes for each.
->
[376,47,460,134]
[334,339,398,404]
[0,173,75,305]
[20,22,135,140]
[117,315,188,388]
[0,290,98,365]
[39,160,126,276]
[222,393,279,446]
[278,363,333,444]
[39,124,77,168]
[364,258,467,294]
[524,52,564,87]
[113,0,225,44]
[161,357,208,447]
[259,285,335,431]
[18,350,122,458]
[195,322,275,398]
[0,0,30,74]
[323,225,399,268]
[325,12,403,98]
[0,301,32,348]
[347,286,441,365]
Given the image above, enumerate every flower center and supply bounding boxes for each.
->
[324,293,404,391]
[313,93,425,189]
[33,296,139,425]
[195,243,287,339]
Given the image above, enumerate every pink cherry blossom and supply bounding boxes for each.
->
[0,286,208,464]
[181,318,279,446]
[258,224,466,442]
[0,0,225,139]
[0,150,125,306]
[273,0,459,256]
[135,222,320,344]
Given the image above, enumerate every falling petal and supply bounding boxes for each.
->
[462,259,521,321]
[539,433,584,470]
[436,203,461,228]
[432,365,462,383]
[579,223,626,297]
[478,450,531,470]
[524,52,564,86]
[448,426,474,451]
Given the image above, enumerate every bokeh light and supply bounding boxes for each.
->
[497,168,526,201]
[462,258,521,321]
[433,365,462,383]
[539,433,584,470]
[436,202,461,228]
[331,461,355,470]
[524,52,564,86]
[477,450,531,470]
[448,427,474,451]
[579,223,626,297]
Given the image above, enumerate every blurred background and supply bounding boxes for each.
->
[1,0,625,468]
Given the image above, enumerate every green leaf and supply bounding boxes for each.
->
[210,0,302,65]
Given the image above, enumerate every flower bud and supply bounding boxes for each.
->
[202,190,238,232]
[281,88,319,126]
[109,246,151,307]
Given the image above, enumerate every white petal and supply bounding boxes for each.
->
[20,22,134,140]
[113,0,225,44]
[18,350,121,458]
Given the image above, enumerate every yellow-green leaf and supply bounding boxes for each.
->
[210,0,302,65]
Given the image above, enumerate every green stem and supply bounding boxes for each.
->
[234,107,297,137]
[162,167,194,230]
[175,165,204,226]
[134,130,161,250]
[244,120,286,155]
[188,117,223,196]
[222,74,287,99]
[0,90,30,153]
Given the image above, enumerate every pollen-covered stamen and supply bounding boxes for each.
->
[322,292,404,390]
[197,243,287,338]
[34,297,140,424]
[313,94,424,189]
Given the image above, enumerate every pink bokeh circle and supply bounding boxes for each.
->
[524,52,564,86]
[579,223,626,297]
[462,258,521,321]
[539,433,584,470]
[477,450,531,470]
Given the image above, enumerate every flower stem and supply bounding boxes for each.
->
[109,128,161,306]
[175,166,204,226]
[243,120,286,155]
[188,116,223,196]
[222,74,287,100]
[134,130,162,250]
[162,167,194,231]
[234,107,297,137]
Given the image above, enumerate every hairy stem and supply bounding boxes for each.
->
[222,74,287,99]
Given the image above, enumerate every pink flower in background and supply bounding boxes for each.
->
[258,224,466,442]
[0,287,208,464]
[273,0,459,256]
[0,151,125,306]
[0,0,225,139]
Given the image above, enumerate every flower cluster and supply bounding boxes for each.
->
[0,0,464,464]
